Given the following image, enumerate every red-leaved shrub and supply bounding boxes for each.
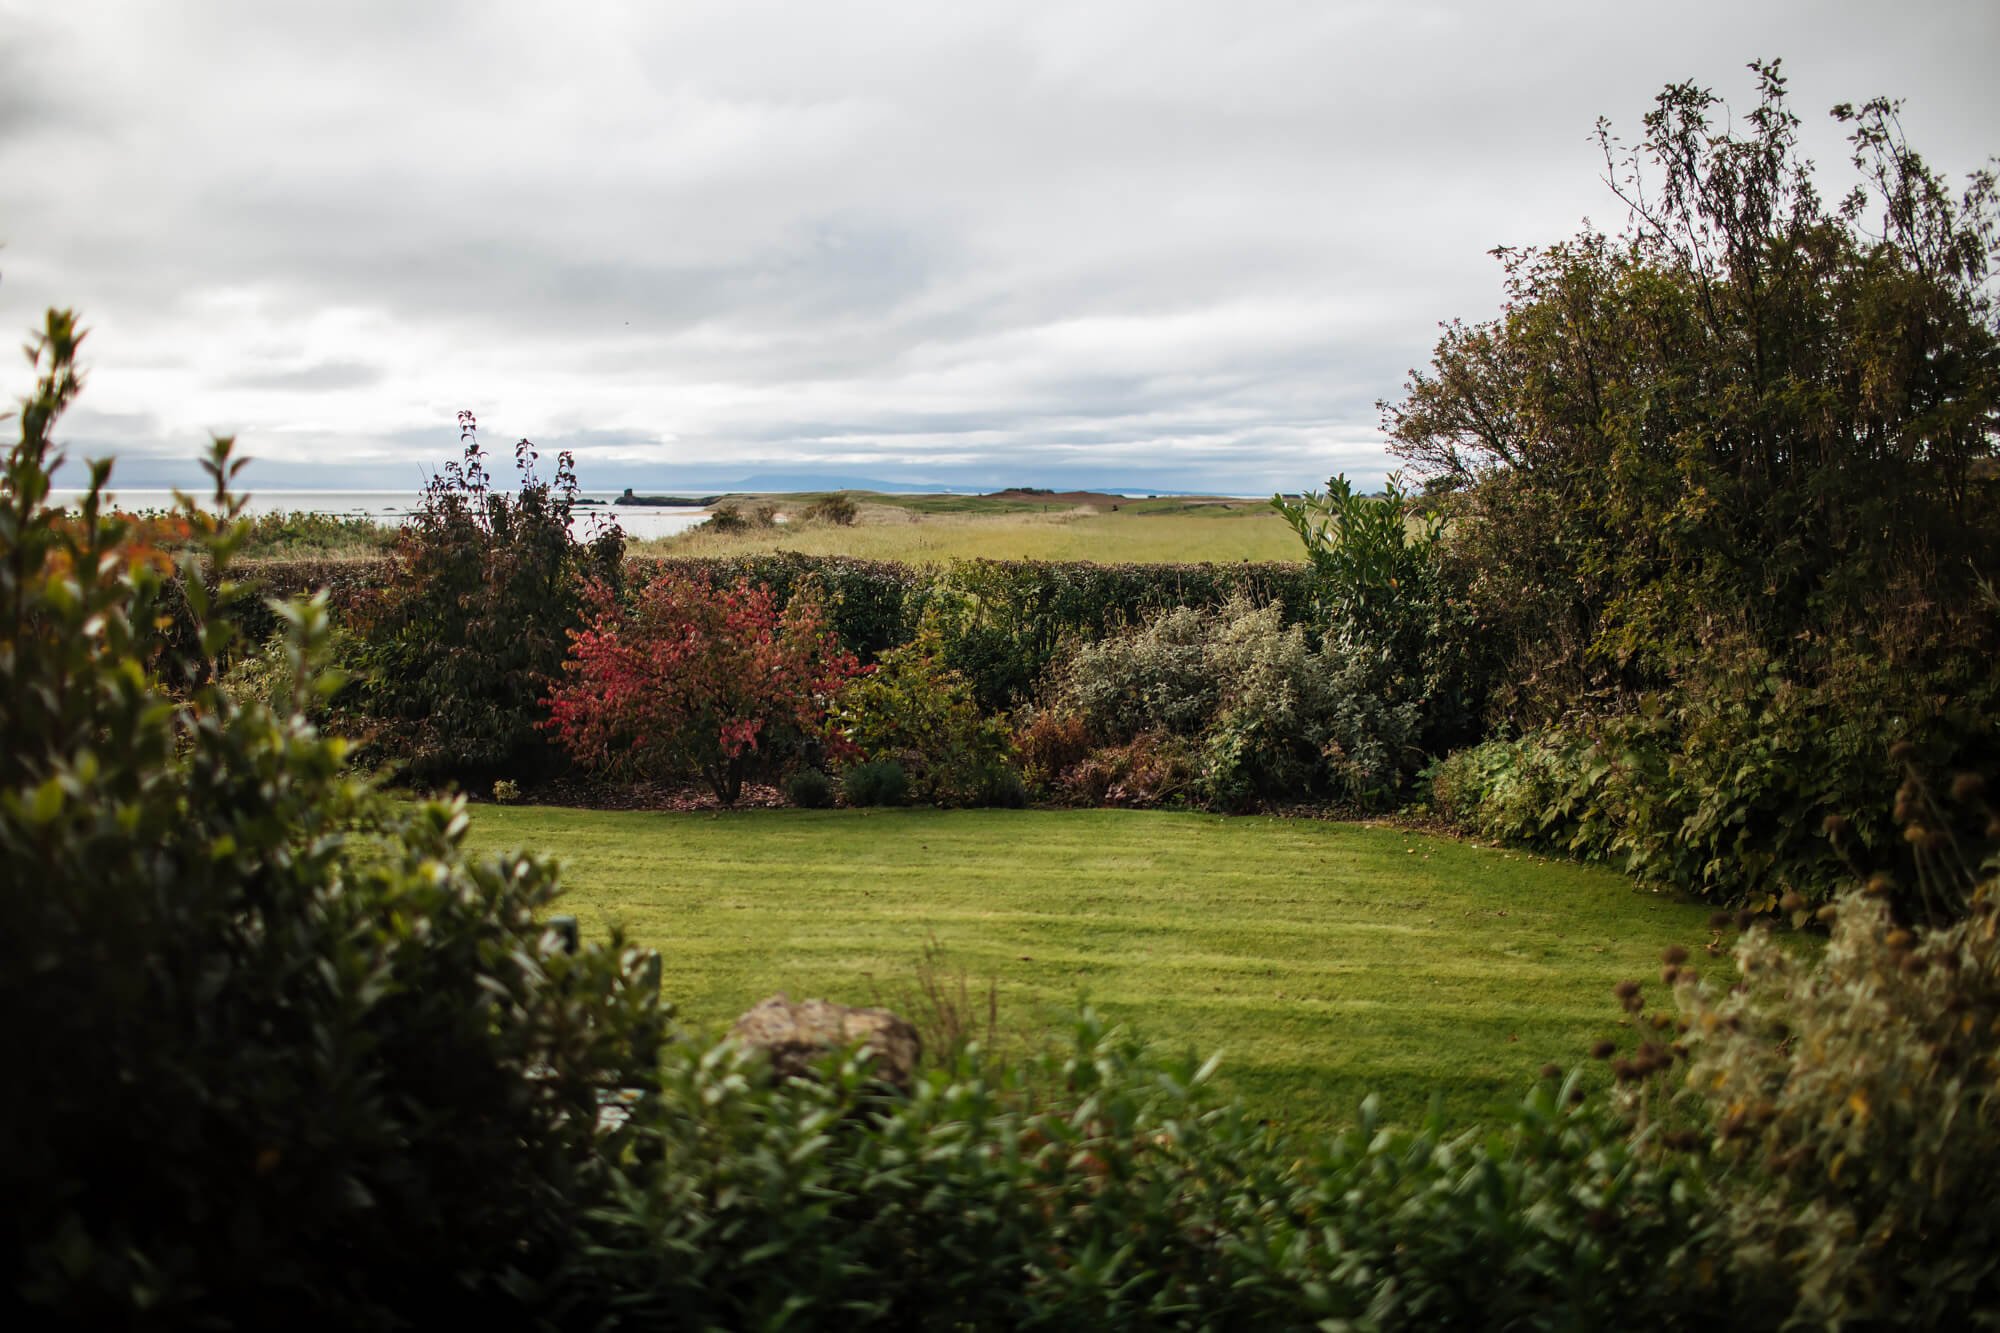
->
[545,571,861,803]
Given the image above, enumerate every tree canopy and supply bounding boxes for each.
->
[1384,61,1999,708]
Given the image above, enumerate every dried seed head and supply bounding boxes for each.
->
[1815,904,1840,924]
[1613,979,1641,1000]
[1662,945,1689,966]
[1612,1059,1639,1083]
[1779,890,1806,913]
[1950,772,1986,803]
[1822,813,1850,838]
[1590,1039,1617,1060]
[1539,1062,1562,1080]
[1885,929,1914,952]
[1771,1147,1809,1174]
[1662,964,1682,984]
[1708,911,1733,930]
[1865,873,1897,898]
[1889,740,1918,763]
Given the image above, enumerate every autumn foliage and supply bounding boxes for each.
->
[544,571,862,803]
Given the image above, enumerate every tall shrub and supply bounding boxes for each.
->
[1384,64,1999,713]
[1053,595,1420,808]
[1647,767,2000,1328]
[355,411,624,786]
[545,569,862,804]
[1272,472,1485,753]
[832,621,1019,807]
[0,313,667,1327]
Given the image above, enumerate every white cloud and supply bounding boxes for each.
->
[2,0,1995,492]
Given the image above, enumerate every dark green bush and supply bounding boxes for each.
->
[833,621,1020,807]
[632,553,919,661]
[1429,652,1999,908]
[976,766,1029,809]
[0,317,667,1328]
[1274,472,1487,753]
[207,556,390,645]
[1386,68,2000,716]
[842,758,910,807]
[352,413,624,786]
[785,766,836,808]
[801,492,858,526]
[1388,65,2000,919]
[917,558,1317,710]
[699,501,778,533]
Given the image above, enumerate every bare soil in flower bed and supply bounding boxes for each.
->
[486,779,792,813]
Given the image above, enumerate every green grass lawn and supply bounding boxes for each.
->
[630,504,1302,564]
[465,806,1721,1130]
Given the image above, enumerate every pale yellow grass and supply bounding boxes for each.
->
[632,505,1305,565]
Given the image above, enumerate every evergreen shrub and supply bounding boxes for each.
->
[0,314,667,1328]
[350,412,624,786]
[842,759,910,807]
[785,767,837,809]
[1054,596,1421,809]
[834,622,1021,807]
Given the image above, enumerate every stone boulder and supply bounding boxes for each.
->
[727,993,922,1093]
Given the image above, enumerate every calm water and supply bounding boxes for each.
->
[47,489,710,541]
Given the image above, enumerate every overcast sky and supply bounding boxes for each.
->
[4,1,1996,495]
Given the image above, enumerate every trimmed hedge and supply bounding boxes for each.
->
[225,555,1316,704]
[630,554,919,661]
[914,560,1317,708]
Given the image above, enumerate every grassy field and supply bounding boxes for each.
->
[630,498,1303,564]
[466,806,1721,1129]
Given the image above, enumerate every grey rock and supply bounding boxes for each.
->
[728,993,921,1092]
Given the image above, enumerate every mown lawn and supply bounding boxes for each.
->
[465,806,1720,1129]
[630,505,1302,564]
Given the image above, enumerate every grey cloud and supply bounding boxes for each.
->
[222,360,385,392]
[3,1,1996,494]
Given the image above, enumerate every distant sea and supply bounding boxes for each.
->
[46,489,710,541]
